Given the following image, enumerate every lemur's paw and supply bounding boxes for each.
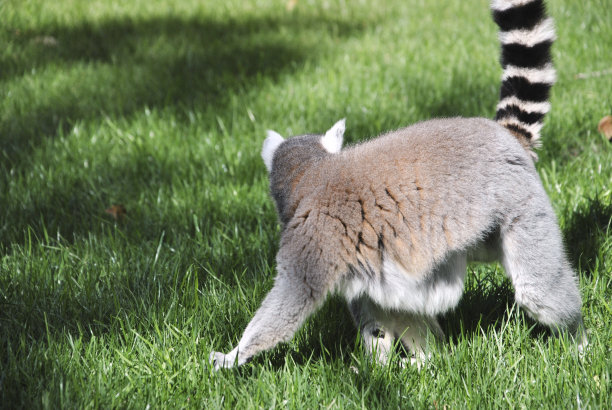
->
[399,355,421,370]
[577,329,589,356]
[399,351,432,370]
[209,351,237,370]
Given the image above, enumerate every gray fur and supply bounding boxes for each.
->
[209,0,586,370]
[210,118,585,369]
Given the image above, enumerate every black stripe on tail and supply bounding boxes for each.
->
[492,0,556,154]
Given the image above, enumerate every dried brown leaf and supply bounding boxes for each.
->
[597,115,612,141]
[105,204,127,221]
[286,0,298,11]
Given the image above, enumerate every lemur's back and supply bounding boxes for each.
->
[289,118,538,279]
[321,117,533,193]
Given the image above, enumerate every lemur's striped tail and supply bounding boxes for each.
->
[491,0,556,156]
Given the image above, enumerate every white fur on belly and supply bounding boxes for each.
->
[340,254,466,316]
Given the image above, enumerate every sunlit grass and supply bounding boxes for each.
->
[1,0,610,407]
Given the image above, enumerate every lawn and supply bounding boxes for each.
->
[1,0,610,407]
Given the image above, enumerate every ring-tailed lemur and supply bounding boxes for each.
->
[210,0,586,370]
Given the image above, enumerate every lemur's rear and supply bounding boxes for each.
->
[210,0,586,370]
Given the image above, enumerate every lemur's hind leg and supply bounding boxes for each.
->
[499,196,586,349]
[389,256,464,366]
[349,297,394,364]
[349,251,466,366]
[350,297,444,366]
[390,251,468,365]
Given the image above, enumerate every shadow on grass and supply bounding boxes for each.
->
[0,14,376,391]
[0,10,373,248]
[0,137,275,256]
[564,196,612,274]
[440,265,554,344]
[0,186,280,328]
[1,13,370,171]
[242,271,536,372]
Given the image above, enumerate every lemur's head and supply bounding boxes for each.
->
[261,119,346,225]
[261,118,345,173]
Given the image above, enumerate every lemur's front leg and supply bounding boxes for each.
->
[210,265,327,370]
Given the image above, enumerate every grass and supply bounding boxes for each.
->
[1,0,610,407]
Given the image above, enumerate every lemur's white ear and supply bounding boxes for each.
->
[262,130,285,172]
[321,118,345,153]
